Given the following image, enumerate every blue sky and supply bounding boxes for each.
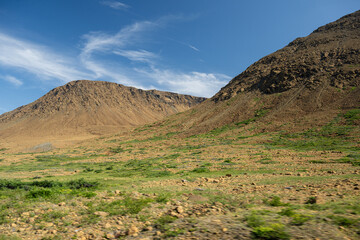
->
[0,0,358,114]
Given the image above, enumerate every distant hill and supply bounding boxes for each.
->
[0,80,205,148]
[173,10,360,134]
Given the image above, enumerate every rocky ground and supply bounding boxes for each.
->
[0,108,359,239]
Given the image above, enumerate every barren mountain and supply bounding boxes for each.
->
[0,80,205,148]
[174,10,360,133]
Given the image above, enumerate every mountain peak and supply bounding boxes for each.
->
[0,80,206,146]
[213,10,360,102]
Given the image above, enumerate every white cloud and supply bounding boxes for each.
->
[0,107,8,114]
[0,17,231,98]
[188,44,200,52]
[136,67,231,97]
[79,21,156,86]
[101,1,129,10]
[0,33,91,83]
[2,75,23,86]
[81,21,155,58]
[113,49,157,63]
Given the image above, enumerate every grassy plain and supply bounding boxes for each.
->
[0,109,359,239]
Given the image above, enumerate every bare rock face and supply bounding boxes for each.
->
[0,80,205,144]
[213,10,360,101]
[172,10,360,134]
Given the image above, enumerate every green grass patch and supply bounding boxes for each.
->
[336,153,360,166]
[264,196,288,207]
[95,196,153,216]
[343,109,360,124]
[252,223,290,240]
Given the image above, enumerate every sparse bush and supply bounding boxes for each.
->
[191,167,210,173]
[155,215,177,231]
[66,178,99,189]
[26,188,54,199]
[329,215,357,227]
[96,196,153,216]
[245,212,265,228]
[278,208,296,217]
[109,146,125,153]
[155,193,171,203]
[305,196,317,204]
[290,214,312,225]
[252,223,290,240]
[343,109,360,124]
[42,211,67,221]
[264,196,288,207]
[145,170,173,178]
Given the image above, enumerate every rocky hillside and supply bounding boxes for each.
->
[0,80,205,146]
[173,10,360,134]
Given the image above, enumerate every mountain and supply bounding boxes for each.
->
[174,10,360,134]
[0,80,205,148]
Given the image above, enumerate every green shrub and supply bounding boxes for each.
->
[264,196,288,207]
[155,215,177,231]
[96,196,153,216]
[329,215,357,227]
[42,211,67,221]
[77,191,97,198]
[252,223,290,240]
[343,109,360,124]
[290,214,312,226]
[66,178,99,189]
[245,213,265,228]
[191,167,210,173]
[0,179,23,190]
[155,193,171,203]
[278,208,295,217]
[26,188,54,199]
[145,170,173,178]
[305,197,317,204]
[109,146,125,153]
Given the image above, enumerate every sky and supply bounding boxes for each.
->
[0,0,359,114]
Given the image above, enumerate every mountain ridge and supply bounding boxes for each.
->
[0,80,206,148]
[169,10,360,134]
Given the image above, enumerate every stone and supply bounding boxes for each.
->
[106,233,115,239]
[105,223,112,229]
[76,231,85,237]
[94,211,109,217]
[58,202,66,206]
[22,212,30,217]
[45,222,54,227]
[127,225,139,236]
[176,206,184,214]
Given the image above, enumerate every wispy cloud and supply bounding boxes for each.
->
[79,20,157,86]
[81,21,155,57]
[101,1,129,10]
[80,19,229,97]
[136,67,231,97]
[0,107,8,114]
[114,49,157,63]
[0,33,91,83]
[0,16,231,98]
[188,44,200,52]
[2,75,23,86]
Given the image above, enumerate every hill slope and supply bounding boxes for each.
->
[173,10,360,134]
[0,80,205,147]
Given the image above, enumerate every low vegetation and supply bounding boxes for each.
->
[0,109,359,239]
